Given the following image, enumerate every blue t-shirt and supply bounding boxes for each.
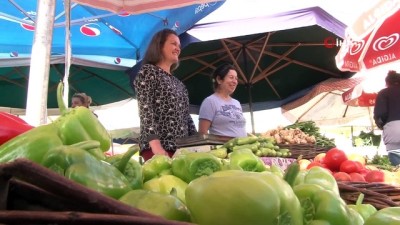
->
[199,94,247,137]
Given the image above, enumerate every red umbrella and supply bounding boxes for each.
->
[341,71,386,106]
[335,0,400,72]
[72,0,223,14]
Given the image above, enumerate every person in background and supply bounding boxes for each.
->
[198,63,246,138]
[133,29,197,161]
[71,93,92,108]
[374,70,400,166]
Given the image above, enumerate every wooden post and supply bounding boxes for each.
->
[25,0,56,126]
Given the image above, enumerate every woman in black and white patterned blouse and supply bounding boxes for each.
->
[134,29,197,161]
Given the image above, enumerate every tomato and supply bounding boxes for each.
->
[349,173,366,182]
[306,161,324,170]
[365,170,385,183]
[333,172,351,181]
[324,148,348,172]
[298,159,311,170]
[347,153,366,166]
[339,160,364,174]
[313,153,326,163]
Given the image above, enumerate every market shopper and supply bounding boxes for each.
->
[374,70,400,166]
[133,29,197,161]
[71,93,92,108]
[198,63,246,138]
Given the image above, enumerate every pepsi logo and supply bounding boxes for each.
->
[373,33,399,51]
[20,18,35,31]
[349,40,365,55]
[118,11,130,17]
[80,23,101,37]
[9,52,18,57]
[114,57,121,64]
[109,25,122,35]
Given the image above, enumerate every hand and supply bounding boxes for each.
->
[153,148,169,156]
[149,139,169,156]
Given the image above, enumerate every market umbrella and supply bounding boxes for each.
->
[0,0,224,109]
[72,0,222,15]
[0,0,224,66]
[281,77,376,127]
[335,0,400,72]
[173,7,354,114]
[0,60,132,110]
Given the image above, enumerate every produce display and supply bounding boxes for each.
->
[216,135,292,158]
[2,83,400,224]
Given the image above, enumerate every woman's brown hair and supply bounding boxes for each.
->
[142,29,180,72]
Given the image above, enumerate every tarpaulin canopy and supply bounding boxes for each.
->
[173,7,354,114]
[0,0,224,110]
[281,77,376,127]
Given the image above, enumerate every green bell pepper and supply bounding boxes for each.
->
[41,143,132,199]
[105,145,143,189]
[41,141,103,174]
[66,160,132,199]
[364,207,400,225]
[185,170,303,225]
[119,189,191,222]
[143,174,188,204]
[293,183,363,225]
[142,154,172,182]
[171,152,222,183]
[0,125,63,163]
[0,82,111,163]
[55,81,111,151]
[227,148,266,172]
[348,193,377,222]
[294,166,340,195]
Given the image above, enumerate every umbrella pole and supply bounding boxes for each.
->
[247,84,255,134]
[25,0,56,126]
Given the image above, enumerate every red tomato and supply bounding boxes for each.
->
[349,173,366,182]
[339,160,364,173]
[313,153,326,163]
[306,161,324,170]
[298,159,311,170]
[365,170,385,183]
[324,148,348,171]
[333,172,351,182]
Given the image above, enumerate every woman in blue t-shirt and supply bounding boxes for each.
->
[198,64,247,138]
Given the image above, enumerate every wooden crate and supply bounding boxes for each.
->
[0,159,193,225]
[338,181,400,209]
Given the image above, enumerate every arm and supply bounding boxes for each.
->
[187,114,197,136]
[134,65,167,155]
[373,91,388,129]
[198,97,215,135]
[198,119,212,135]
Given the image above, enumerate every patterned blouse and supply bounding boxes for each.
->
[134,64,197,152]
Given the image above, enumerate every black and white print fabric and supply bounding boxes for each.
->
[134,64,197,152]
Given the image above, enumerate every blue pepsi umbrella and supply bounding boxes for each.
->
[0,0,224,66]
[0,0,224,111]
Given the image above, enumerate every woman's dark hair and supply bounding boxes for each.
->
[386,70,400,86]
[142,29,179,72]
[212,63,236,90]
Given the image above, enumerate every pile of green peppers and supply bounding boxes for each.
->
[3,92,400,225]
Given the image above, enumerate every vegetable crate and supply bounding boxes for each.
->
[278,144,331,159]
[0,159,193,225]
[338,181,400,210]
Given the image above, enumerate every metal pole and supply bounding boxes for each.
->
[25,0,56,126]
[247,84,255,134]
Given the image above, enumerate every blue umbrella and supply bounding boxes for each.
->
[0,0,224,66]
[0,0,224,118]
